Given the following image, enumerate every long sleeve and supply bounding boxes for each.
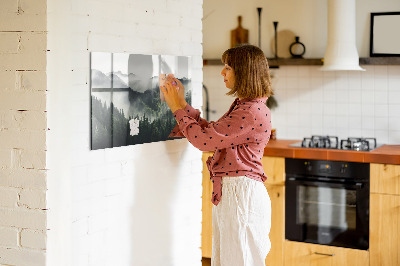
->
[169,104,210,138]
[172,105,257,152]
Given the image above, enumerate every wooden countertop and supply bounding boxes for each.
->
[263,139,400,165]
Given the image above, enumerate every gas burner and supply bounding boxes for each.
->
[340,137,377,151]
[290,136,380,151]
[301,135,339,149]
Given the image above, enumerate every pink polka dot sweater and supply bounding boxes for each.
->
[169,97,272,206]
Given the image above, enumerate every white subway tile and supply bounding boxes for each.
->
[361,104,375,117]
[336,90,349,103]
[335,116,348,129]
[323,103,336,116]
[361,90,374,104]
[388,76,400,91]
[374,90,388,104]
[322,115,336,130]
[375,104,389,117]
[388,131,400,143]
[361,129,375,138]
[348,71,362,90]
[348,90,362,103]
[389,104,400,117]
[362,116,375,130]
[322,70,335,78]
[336,103,349,116]
[285,66,298,77]
[374,117,389,131]
[335,72,349,90]
[323,86,336,103]
[388,117,400,131]
[348,128,362,137]
[348,116,362,129]
[374,65,388,77]
[374,77,388,91]
[298,67,311,78]
[375,130,389,144]
[388,91,400,104]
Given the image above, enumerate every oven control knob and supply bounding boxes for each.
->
[340,164,347,174]
[304,161,312,171]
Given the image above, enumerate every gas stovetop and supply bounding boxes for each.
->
[289,135,382,151]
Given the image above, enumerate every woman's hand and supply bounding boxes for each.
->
[167,74,187,109]
[161,78,184,113]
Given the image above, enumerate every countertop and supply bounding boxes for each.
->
[263,139,400,165]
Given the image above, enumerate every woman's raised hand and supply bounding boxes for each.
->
[167,74,187,108]
[161,76,184,113]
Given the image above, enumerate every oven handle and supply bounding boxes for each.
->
[286,177,364,189]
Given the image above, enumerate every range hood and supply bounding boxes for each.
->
[320,0,365,71]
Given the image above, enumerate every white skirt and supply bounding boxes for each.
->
[212,176,271,266]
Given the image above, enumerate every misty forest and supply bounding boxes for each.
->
[91,79,192,150]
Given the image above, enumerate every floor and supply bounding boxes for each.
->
[202,257,211,266]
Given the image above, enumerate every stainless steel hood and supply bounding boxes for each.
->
[320,0,365,71]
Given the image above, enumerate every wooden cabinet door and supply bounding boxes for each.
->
[201,152,213,258]
[370,193,400,266]
[264,184,284,266]
[262,156,285,186]
[370,163,400,195]
[284,241,369,266]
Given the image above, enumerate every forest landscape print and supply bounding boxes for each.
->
[90,52,192,150]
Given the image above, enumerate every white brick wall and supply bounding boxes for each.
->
[47,1,203,266]
[0,0,48,265]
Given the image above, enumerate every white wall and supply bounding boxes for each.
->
[0,0,48,265]
[203,0,400,58]
[203,0,400,145]
[204,64,400,145]
[47,0,203,266]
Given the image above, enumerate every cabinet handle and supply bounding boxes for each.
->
[314,252,335,257]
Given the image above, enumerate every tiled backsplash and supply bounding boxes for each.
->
[203,65,400,144]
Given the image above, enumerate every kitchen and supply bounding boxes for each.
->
[0,0,399,264]
[202,0,400,265]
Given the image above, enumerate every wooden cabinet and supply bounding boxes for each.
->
[262,156,285,266]
[201,152,213,258]
[201,154,286,265]
[370,163,400,195]
[264,184,284,266]
[370,193,400,266]
[370,163,400,266]
[261,156,285,186]
[284,241,369,266]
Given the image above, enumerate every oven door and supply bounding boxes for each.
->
[285,177,369,250]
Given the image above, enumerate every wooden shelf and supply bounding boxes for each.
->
[203,57,400,67]
[268,58,322,67]
[359,57,400,65]
[203,58,323,67]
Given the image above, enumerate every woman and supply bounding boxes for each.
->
[161,44,273,266]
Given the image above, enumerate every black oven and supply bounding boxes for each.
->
[285,158,369,250]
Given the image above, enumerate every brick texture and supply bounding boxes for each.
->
[0,0,48,264]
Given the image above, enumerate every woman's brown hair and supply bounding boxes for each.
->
[221,44,273,99]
